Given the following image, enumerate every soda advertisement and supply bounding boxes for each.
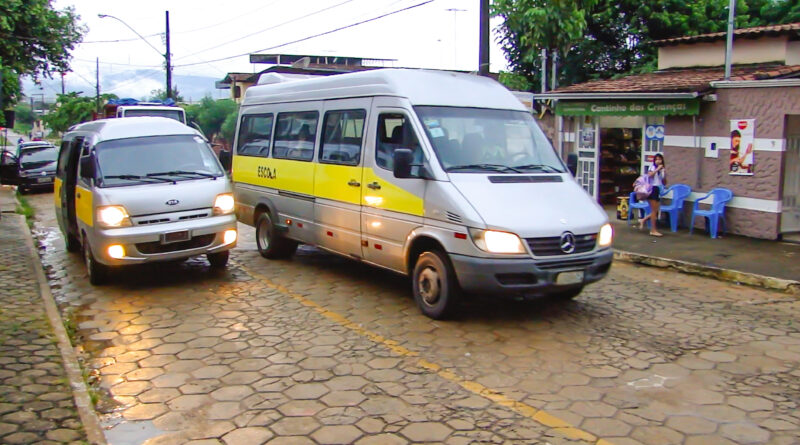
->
[729,119,755,176]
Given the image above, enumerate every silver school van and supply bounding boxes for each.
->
[229,69,613,319]
[55,117,237,284]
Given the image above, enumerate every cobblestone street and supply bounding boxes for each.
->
[25,191,800,444]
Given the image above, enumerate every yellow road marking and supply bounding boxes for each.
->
[239,262,613,445]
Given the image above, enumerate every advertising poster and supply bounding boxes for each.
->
[730,119,755,175]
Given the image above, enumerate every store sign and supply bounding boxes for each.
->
[556,100,700,116]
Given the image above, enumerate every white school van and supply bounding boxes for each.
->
[228,69,613,319]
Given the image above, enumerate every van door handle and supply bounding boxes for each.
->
[76,193,81,199]
[367,182,381,190]
[348,179,360,187]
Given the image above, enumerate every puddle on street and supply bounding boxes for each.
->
[103,419,163,445]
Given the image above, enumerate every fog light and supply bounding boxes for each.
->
[107,244,125,259]
[223,229,237,244]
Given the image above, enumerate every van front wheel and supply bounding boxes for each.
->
[412,250,460,320]
[255,211,297,259]
[83,240,108,285]
[65,233,81,253]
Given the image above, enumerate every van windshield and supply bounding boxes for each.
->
[95,135,223,187]
[415,106,565,174]
[123,109,186,124]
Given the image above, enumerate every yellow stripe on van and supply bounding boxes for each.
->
[75,185,93,227]
[314,163,361,205]
[233,155,314,196]
[54,178,62,208]
[362,168,424,217]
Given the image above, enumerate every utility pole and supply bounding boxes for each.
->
[61,72,65,95]
[540,49,547,93]
[166,11,172,100]
[551,53,559,91]
[724,0,736,80]
[95,57,100,114]
[478,0,489,76]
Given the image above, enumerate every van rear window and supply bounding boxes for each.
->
[237,114,273,158]
[273,112,318,162]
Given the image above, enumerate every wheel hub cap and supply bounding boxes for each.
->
[418,267,440,305]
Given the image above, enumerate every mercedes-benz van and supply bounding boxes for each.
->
[227,69,613,318]
[56,117,237,284]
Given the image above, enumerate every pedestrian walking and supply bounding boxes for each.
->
[638,153,667,237]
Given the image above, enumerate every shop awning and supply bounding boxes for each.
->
[555,99,700,116]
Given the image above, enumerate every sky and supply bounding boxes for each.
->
[46,0,511,101]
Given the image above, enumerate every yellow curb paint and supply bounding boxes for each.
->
[239,262,613,445]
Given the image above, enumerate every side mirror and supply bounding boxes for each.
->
[79,156,95,181]
[218,149,232,171]
[393,148,413,179]
[567,153,578,177]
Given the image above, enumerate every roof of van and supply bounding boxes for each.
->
[65,117,200,142]
[242,68,526,111]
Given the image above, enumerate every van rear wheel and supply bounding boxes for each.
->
[255,211,297,259]
[83,239,108,285]
[412,250,460,320]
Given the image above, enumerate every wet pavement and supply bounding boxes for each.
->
[0,201,88,443]
[22,190,800,444]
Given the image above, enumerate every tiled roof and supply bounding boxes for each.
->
[654,23,800,46]
[552,64,800,94]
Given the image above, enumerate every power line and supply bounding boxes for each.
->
[175,0,356,61]
[73,58,161,69]
[175,0,435,68]
[81,33,162,44]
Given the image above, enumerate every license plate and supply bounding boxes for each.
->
[37,177,52,183]
[161,230,190,244]
[556,270,584,285]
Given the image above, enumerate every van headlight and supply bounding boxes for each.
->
[598,223,613,247]
[470,229,526,254]
[213,193,235,215]
[96,205,132,228]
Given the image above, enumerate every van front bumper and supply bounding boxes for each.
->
[90,214,238,266]
[450,249,613,297]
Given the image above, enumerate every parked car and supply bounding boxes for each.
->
[0,142,58,193]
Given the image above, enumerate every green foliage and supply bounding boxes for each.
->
[13,101,34,126]
[186,97,238,142]
[493,0,799,89]
[149,87,185,103]
[0,0,86,108]
[42,92,99,134]
[220,109,239,144]
[497,71,533,91]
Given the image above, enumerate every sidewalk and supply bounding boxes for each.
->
[0,186,102,444]
[609,208,800,293]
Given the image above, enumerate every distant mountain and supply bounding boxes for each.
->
[21,70,229,104]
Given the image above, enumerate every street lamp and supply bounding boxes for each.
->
[98,12,173,99]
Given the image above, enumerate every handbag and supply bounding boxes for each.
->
[633,175,652,201]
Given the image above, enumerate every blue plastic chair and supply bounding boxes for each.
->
[690,188,733,238]
[659,184,692,232]
[627,191,651,227]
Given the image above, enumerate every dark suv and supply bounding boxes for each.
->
[0,143,58,193]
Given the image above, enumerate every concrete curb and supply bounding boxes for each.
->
[15,212,108,444]
[614,249,800,295]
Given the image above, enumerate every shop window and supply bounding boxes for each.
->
[598,128,641,205]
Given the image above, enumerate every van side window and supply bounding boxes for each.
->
[56,141,71,177]
[376,113,422,171]
[273,111,318,161]
[320,109,365,166]
[237,114,273,157]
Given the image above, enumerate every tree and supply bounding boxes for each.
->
[0,0,85,121]
[493,0,799,89]
[42,93,115,134]
[186,97,238,142]
[149,87,184,103]
[220,110,239,144]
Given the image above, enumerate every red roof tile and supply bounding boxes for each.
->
[552,64,800,94]
[654,23,800,46]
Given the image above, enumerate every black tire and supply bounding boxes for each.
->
[412,250,461,320]
[552,286,584,300]
[83,239,108,285]
[18,186,27,195]
[255,211,297,259]
[65,233,81,253]
[207,250,230,269]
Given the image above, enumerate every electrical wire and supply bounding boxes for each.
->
[174,0,435,68]
[174,0,356,61]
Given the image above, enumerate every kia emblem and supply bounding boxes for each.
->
[165,199,180,206]
[560,232,576,254]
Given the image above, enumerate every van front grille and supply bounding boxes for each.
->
[179,212,209,221]
[536,258,595,270]
[136,234,216,254]
[137,218,170,226]
[526,233,597,256]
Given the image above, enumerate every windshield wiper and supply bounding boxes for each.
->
[103,174,173,184]
[513,164,563,173]
[146,170,217,179]
[447,164,523,173]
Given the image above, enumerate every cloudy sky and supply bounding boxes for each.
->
[47,0,510,100]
